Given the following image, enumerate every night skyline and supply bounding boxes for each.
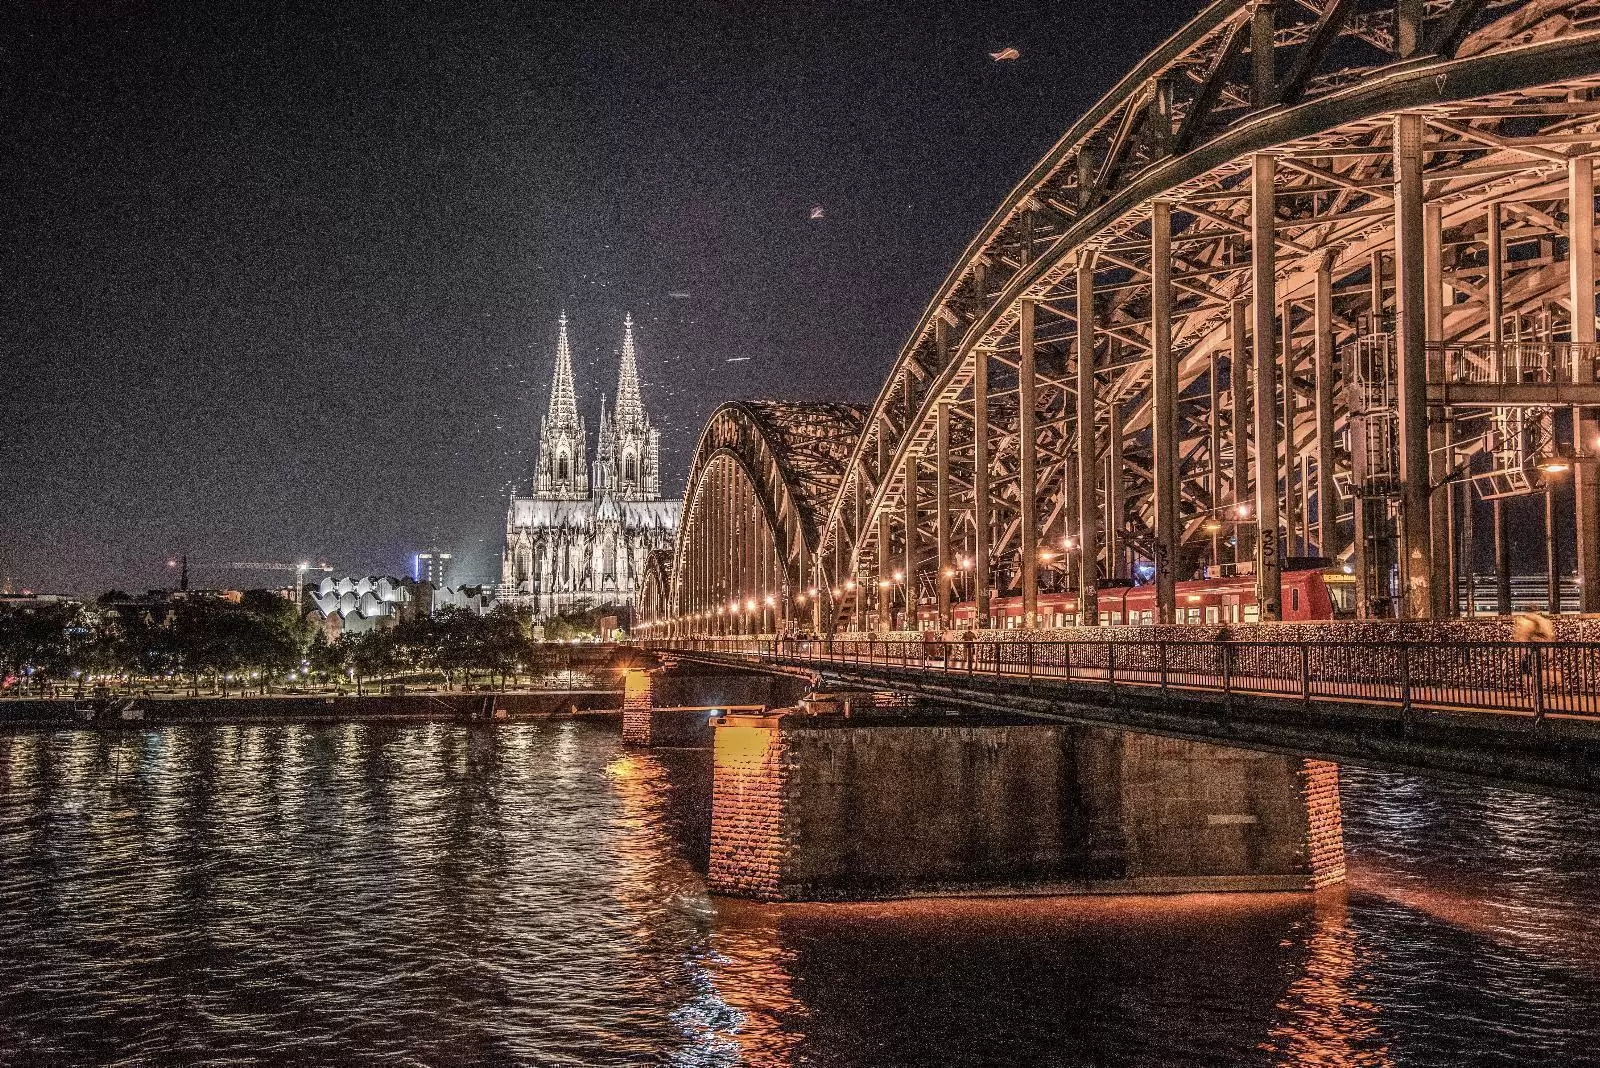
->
[3,1,1193,594]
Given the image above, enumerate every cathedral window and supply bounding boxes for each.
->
[558,455,569,481]
[625,455,636,483]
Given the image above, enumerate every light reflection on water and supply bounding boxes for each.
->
[0,724,1597,1067]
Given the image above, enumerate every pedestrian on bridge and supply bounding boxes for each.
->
[1513,611,1557,685]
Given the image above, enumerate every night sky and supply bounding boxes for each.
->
[4,0,1196,594]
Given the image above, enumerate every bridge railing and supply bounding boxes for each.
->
[643,637,1600,721]
[1427,341,1600,388]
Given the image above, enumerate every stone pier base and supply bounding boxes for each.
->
[709,714,1345,901]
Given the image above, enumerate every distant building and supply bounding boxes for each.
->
[304,576,500,637]
[501,314,679,620]
[414,549,453,587]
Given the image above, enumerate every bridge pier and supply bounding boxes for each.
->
[709,712,1344,901]
[621,666,809,748]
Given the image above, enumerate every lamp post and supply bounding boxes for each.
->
[1541,456,1570,613]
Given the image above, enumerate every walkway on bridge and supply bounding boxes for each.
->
[646,634,1600,797]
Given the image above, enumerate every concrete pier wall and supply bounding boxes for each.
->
[710,715,1344,901]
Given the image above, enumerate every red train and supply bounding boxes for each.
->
[915,561,1357,630]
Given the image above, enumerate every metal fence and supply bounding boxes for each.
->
[1427,340,1600,387]
[643,637,1600,722]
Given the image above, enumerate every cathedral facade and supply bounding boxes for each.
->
[501,314,680,620]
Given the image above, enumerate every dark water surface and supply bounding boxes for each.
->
[1,722,1597,1067]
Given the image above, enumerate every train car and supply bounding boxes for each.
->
[918,561,1356,630]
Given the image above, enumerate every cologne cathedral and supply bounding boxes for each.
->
[501,314,680,619]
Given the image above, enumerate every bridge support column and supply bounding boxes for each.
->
[1314,256,1339,558]
[877,416,893,632]
[974,347,992,628]
[1570,156,1600,613]
[1231,299,1252,564]
[1251,153,1283,619]
[1209,352,1224,567]
[903,449,920,630]
[1077,251,1101,625]
[1487,202,1513,616]
[708,713,1345,901]
[1151,201,1178,624]
[1020,299,1040,628]
[936,400,953,629]
[1394,112,1435,619]
[1283,302,1300,557]
[1107,395,1124,580]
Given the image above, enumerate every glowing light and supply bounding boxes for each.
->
[763,596,774,607]
[892,569,903,582]
[1203,519,1223,533]
[845,580,857,591]
[1236,503,1252,518]
[942,567,955,578]
[1540,459,1570,474]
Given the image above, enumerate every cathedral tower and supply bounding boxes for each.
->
[504,312,679,621]
[598,314,662,501]
[533,313,589,500]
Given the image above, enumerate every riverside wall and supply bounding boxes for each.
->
[0,690,623,728]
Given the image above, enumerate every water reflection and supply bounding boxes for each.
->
[0,725,1598,1066]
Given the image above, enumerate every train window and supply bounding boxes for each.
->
[1243,605,1260,623]
[1327,580,1357,616]
[1206,607,1219,625]
[1109,612,1122,625]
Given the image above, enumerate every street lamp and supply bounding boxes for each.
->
[1540,454,1570,613]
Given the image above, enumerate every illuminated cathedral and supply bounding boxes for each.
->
[501,314,679,619]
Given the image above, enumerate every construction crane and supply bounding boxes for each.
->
[165,556,332,602]
[224,561,333,604]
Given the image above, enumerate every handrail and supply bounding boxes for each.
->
[641,636,1600,721]
[1427,340,1600,387]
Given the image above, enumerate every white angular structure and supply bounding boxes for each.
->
[502,315,679,620]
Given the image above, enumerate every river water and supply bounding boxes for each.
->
[0,722,1596,1067]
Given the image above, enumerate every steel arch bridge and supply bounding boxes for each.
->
[656,0,1600,639]
[661,401,867,632]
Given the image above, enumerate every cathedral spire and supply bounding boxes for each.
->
[533,312,588,500]
[606,313,661,501]
[614,313,646,431]
[547,311,580,428]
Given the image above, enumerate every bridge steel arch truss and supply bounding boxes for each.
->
[672,0,1600,637]
[660,401,866,636]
